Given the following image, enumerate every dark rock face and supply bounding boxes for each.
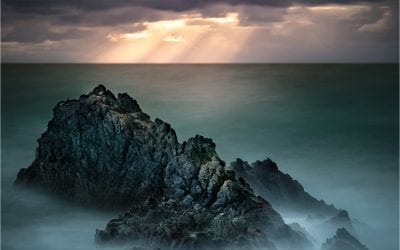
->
[16,85,178,205]
[230,158,339,217]
[16,85,311,249]
[322,228,368,250]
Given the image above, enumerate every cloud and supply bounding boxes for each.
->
[1,0,397,62]
[231,3,398,62]
[107,30,151,42]
[1,5,180,43]
[236,5,287,26]
[1,0,386,14]
[358,7,392,32]
[2,22,91,43]
[163,34,185,43]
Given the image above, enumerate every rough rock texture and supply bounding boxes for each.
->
[16,85,178,205]
[322,228,368,250]
[230,158,339,217]
[16,85,311,249]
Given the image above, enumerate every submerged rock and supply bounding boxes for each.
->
[230,158,339,217]
[322,228,368,250]
[16,85,311,249]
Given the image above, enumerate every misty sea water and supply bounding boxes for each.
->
[1,64,398,250]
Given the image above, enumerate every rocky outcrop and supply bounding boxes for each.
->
[16,85,178,205]
[16,85,311,249]
[230,158,339,217]
[322,228,368,250]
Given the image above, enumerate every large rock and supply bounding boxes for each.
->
[16,85,311,249]
[322,228,368,250]
[230,158,339,217]
[16,85,178,205]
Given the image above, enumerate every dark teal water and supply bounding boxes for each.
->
[1,64,398,250]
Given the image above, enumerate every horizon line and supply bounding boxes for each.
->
[1,62,399,65]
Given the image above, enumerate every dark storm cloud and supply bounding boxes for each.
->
[237,6,286,25]
[1,4,172,26]
[232,8,398,63]
[1,4,177,43]
[2,0,388,13]
[55,8,169,27]
[2,22,91,43]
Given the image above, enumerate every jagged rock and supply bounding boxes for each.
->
[322,228,368,250]
[15,85,312,249]
[16,84,178,205]
[322,210,356,236]
[230,158,339,217]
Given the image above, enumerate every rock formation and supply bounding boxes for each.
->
[322,210,356,236]
[322,228,368,250]
[16,85,311,249]
[16,85,178,205]
[229,158,368,249]
[230,158,339,217]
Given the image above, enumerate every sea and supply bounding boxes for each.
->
[1,64,398,250]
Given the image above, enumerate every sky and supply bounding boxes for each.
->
[1,0,399,63]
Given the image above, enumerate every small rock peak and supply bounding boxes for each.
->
[333,210,351,221]
[335,210,350,219]
[88,84,116,103]
[252,158,279,172]
[183,135,218,164]
[338,210,349,217]
[117,93,142,113]
[230,158,251,172]
[92,84,107,95]
[336,227,352,238]
[322,227,368,250]
[186,135,217,154]
[235,158,246,166]
[326,209,355,235]
[189,135,216,149]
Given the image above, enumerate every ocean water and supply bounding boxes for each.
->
[1,64,398,250]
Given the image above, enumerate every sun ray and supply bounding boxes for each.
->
[96,12,255,63]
